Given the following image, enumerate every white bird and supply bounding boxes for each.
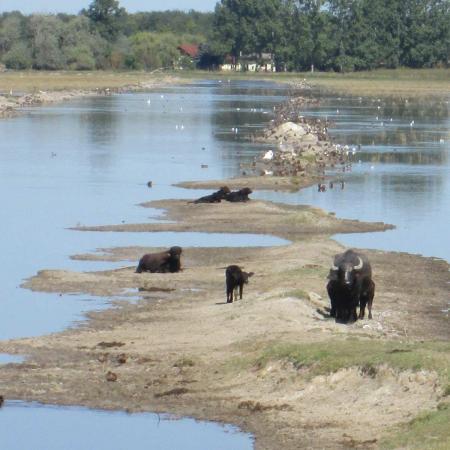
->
[181,124,184,130]
[263,150,274,160]
[234,127,238,134]
[236,107,240,111]
[147,99,151,105]
[263,169,273,175]
[410,120,414,127]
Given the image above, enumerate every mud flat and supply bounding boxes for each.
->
[0,73,182,119]
[1,195,449,450]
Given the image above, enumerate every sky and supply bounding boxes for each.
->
[0,0,219,14]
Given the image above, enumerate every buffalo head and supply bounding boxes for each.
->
[328,249,366,287]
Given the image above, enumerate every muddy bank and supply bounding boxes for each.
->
[1,197,449,449]
[0,74,182,119]
[73,199,393,240]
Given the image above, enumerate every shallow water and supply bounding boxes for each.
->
[254,93,450,260]
[0,401,253,450]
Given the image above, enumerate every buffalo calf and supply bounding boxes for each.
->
[226,265,254,303]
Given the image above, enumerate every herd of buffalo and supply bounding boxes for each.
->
[135,187,375,323]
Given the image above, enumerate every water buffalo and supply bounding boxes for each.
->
[226,265,254,303]
[225,187,252,202]
[191,186,231,204]
[326,249,375,323]
[136,246,182,273]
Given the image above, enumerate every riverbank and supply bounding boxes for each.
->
[0,71,183,118]
[178,68,450,98]
[0,196,449,449]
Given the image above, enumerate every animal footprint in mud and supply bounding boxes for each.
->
[106,371,118,382]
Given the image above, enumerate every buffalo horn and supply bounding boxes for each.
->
[354,257,363,270]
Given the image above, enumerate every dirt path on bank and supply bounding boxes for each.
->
[0,196,449,449]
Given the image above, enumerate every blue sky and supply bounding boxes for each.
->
[0,0,218,14]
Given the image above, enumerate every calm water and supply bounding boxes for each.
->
[254,93,450,260]
[0,401,253,450]
[0,80,449,447]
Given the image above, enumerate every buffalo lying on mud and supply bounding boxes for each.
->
[225,187,253,202]
[136,246,182,273]
[326,249,375,323]
[226,265,254,303]
[191,186,231,203]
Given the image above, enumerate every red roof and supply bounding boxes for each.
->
[177,44,199,58]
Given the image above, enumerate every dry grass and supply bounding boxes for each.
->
[0,70,180,93]
[1,68,448,97]
[178,67,450,97]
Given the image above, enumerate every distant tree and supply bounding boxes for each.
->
[212,0,283,62]
[2,42,32,69]
[28,15,65,70]
[0,13,24,55]
[129,32,179,70]
[83,0,126,41]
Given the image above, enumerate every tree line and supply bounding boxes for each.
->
[0,0,448,72]
[211,0,449,71]
[0,0,213,71]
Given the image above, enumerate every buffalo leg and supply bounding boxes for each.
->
[239,283,244,300]
[367,281,375,319]
[227,286,233,303]
[359,300,366,320]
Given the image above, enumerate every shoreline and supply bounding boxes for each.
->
[1,78,449,449]
[0,72,185,119]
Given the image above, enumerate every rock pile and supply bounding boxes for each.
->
[254,96,354,178]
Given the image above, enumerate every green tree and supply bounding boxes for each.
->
[28,15,65,70]
[212,0,283,63]
[83,0,126,41]
[2,42,32,69]
[0,13,24,55]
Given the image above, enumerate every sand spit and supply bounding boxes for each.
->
[0,75,181,119]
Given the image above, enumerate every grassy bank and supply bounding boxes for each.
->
[0,70,180,93]
[1,68,448,97]
[253,339,450,450]
[179,67,450,98]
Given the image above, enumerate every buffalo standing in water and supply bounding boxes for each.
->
[327,249,375,323]
[136,246,182,273]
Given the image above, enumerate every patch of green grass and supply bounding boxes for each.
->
[380,403,450,450]
[283,289,308,299]
[255,339,450,381]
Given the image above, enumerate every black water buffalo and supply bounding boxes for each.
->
[136,246,182,273]
[326,249,375,323]
[226,265,254,303]
[225,187,253,202]
[191,186,231,204]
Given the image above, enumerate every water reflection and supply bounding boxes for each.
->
[0,402,253,450]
